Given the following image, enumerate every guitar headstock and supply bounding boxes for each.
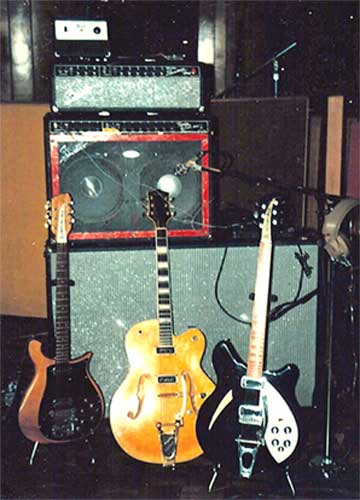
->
[145,190,174,228]
[45,193,74,243]
[254,195,286,233]
[260,198,278,243]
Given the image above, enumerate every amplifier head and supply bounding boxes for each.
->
[45,113,213,243]
[52,63,206,112]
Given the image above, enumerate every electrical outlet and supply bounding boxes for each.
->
[54,20,108,42]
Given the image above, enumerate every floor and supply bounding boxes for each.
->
[1,316,359,500]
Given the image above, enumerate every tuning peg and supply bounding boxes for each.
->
[44,222,49,229]
[71,217,75,224]
[45,201,51,209]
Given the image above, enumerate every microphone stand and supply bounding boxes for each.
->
[216,41,297,98]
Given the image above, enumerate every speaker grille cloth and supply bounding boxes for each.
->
[50,244,318,412]
[54,76,201,110]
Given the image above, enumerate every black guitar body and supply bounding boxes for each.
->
[39,356,104,441]
[196,339,301,477]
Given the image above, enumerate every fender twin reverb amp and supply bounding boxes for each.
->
[45,112,213,243]
[52,63,205,112]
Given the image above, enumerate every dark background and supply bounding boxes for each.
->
[1,0,358,104]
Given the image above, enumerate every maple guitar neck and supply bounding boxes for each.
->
[155,227,174,348]
[246,210,274,379]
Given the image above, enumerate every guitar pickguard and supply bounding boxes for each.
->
[109,319,215,465]
[262,378,299,463]
[39,360,103,441]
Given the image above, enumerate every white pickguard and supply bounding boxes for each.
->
[262,378,299,463]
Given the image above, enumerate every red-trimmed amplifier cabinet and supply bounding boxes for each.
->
[44,113,213,243]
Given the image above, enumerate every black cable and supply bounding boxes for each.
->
[214,246,251,325]
[269,244,317,321]
[215,244,318,324]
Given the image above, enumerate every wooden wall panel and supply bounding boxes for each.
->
[0,104,49,317]
[325,95,344,196]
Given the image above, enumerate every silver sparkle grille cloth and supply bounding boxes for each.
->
[54,76,201,110]
[50,244,318,413]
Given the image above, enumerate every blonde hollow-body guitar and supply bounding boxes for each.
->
[109,190,215,466]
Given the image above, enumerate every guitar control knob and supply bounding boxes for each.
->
[284,440,291,447]
[284,426,292,434]
[278,446,285,452]
[271,426,279,434]
[200,393,207,399]
[271,439,279,446]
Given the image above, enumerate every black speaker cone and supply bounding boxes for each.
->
[60,144,123,225]
[56,137,206,235]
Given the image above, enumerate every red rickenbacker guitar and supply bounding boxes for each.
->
[109,189,215,466]
[18,193,105,444]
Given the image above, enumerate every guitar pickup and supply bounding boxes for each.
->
[239,405,264,426]
[158,375,177,384]
[156,347,175,355]
[240,376,264,390]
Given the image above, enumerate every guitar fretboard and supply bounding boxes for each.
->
[55,243,71,363]
[247,241,272,379]
[246,199,276,380]
[156,228,174,347]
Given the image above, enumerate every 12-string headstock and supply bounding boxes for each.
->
[45,193,74,243]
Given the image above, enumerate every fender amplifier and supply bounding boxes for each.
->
[44,112,212,243]
[52,63,205,112]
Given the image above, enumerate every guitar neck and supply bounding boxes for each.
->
[155,227,174,347]
[55,242,71,363]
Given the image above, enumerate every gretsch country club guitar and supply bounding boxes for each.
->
[196,199,300,481]
[109,189,215,466]
[18,193,105,444]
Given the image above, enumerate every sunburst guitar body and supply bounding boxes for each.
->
[109,190,215,466]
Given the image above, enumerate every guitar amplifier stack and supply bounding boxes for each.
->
[46,49,213,243]
[43,24,319,426]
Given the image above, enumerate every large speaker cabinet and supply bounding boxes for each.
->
[49,243,318,413]
[210,97,309,234]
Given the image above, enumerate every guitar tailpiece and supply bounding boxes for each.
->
[236,438,259,479]
[156,421,180,467]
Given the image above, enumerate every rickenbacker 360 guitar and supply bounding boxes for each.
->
[109,190,215,467]
[196,199,300,479]
[18,193,105,444]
